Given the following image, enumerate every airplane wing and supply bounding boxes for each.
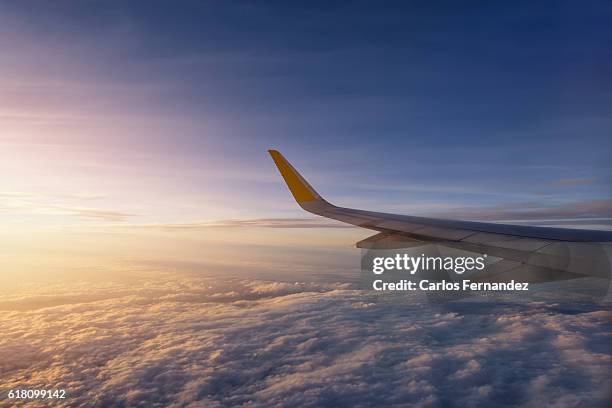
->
[268,150,612,283]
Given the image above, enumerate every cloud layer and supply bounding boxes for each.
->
[1,274,611,407]
[432,199,612,224]
[116,217,353,231]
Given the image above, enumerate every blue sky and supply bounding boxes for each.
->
[1,0,611,226]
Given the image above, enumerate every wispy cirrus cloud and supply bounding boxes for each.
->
[113,217,352,230]
[55,199,612,229]
[0,191,134,221]
[50,206,136,221]
[431,199,612,225]
[0,191,107,199]
[552,178,598,187]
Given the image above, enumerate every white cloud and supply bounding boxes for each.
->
[0,274,610,407]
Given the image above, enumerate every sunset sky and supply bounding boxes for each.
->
[1,2,611,406]
[2,1,611,291]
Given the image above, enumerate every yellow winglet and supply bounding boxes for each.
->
[268,150,323,204]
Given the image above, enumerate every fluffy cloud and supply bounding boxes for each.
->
[0,274,610,407]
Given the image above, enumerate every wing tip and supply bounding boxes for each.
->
[267,149,323,204]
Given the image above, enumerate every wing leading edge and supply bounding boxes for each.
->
[268,150,612,283]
